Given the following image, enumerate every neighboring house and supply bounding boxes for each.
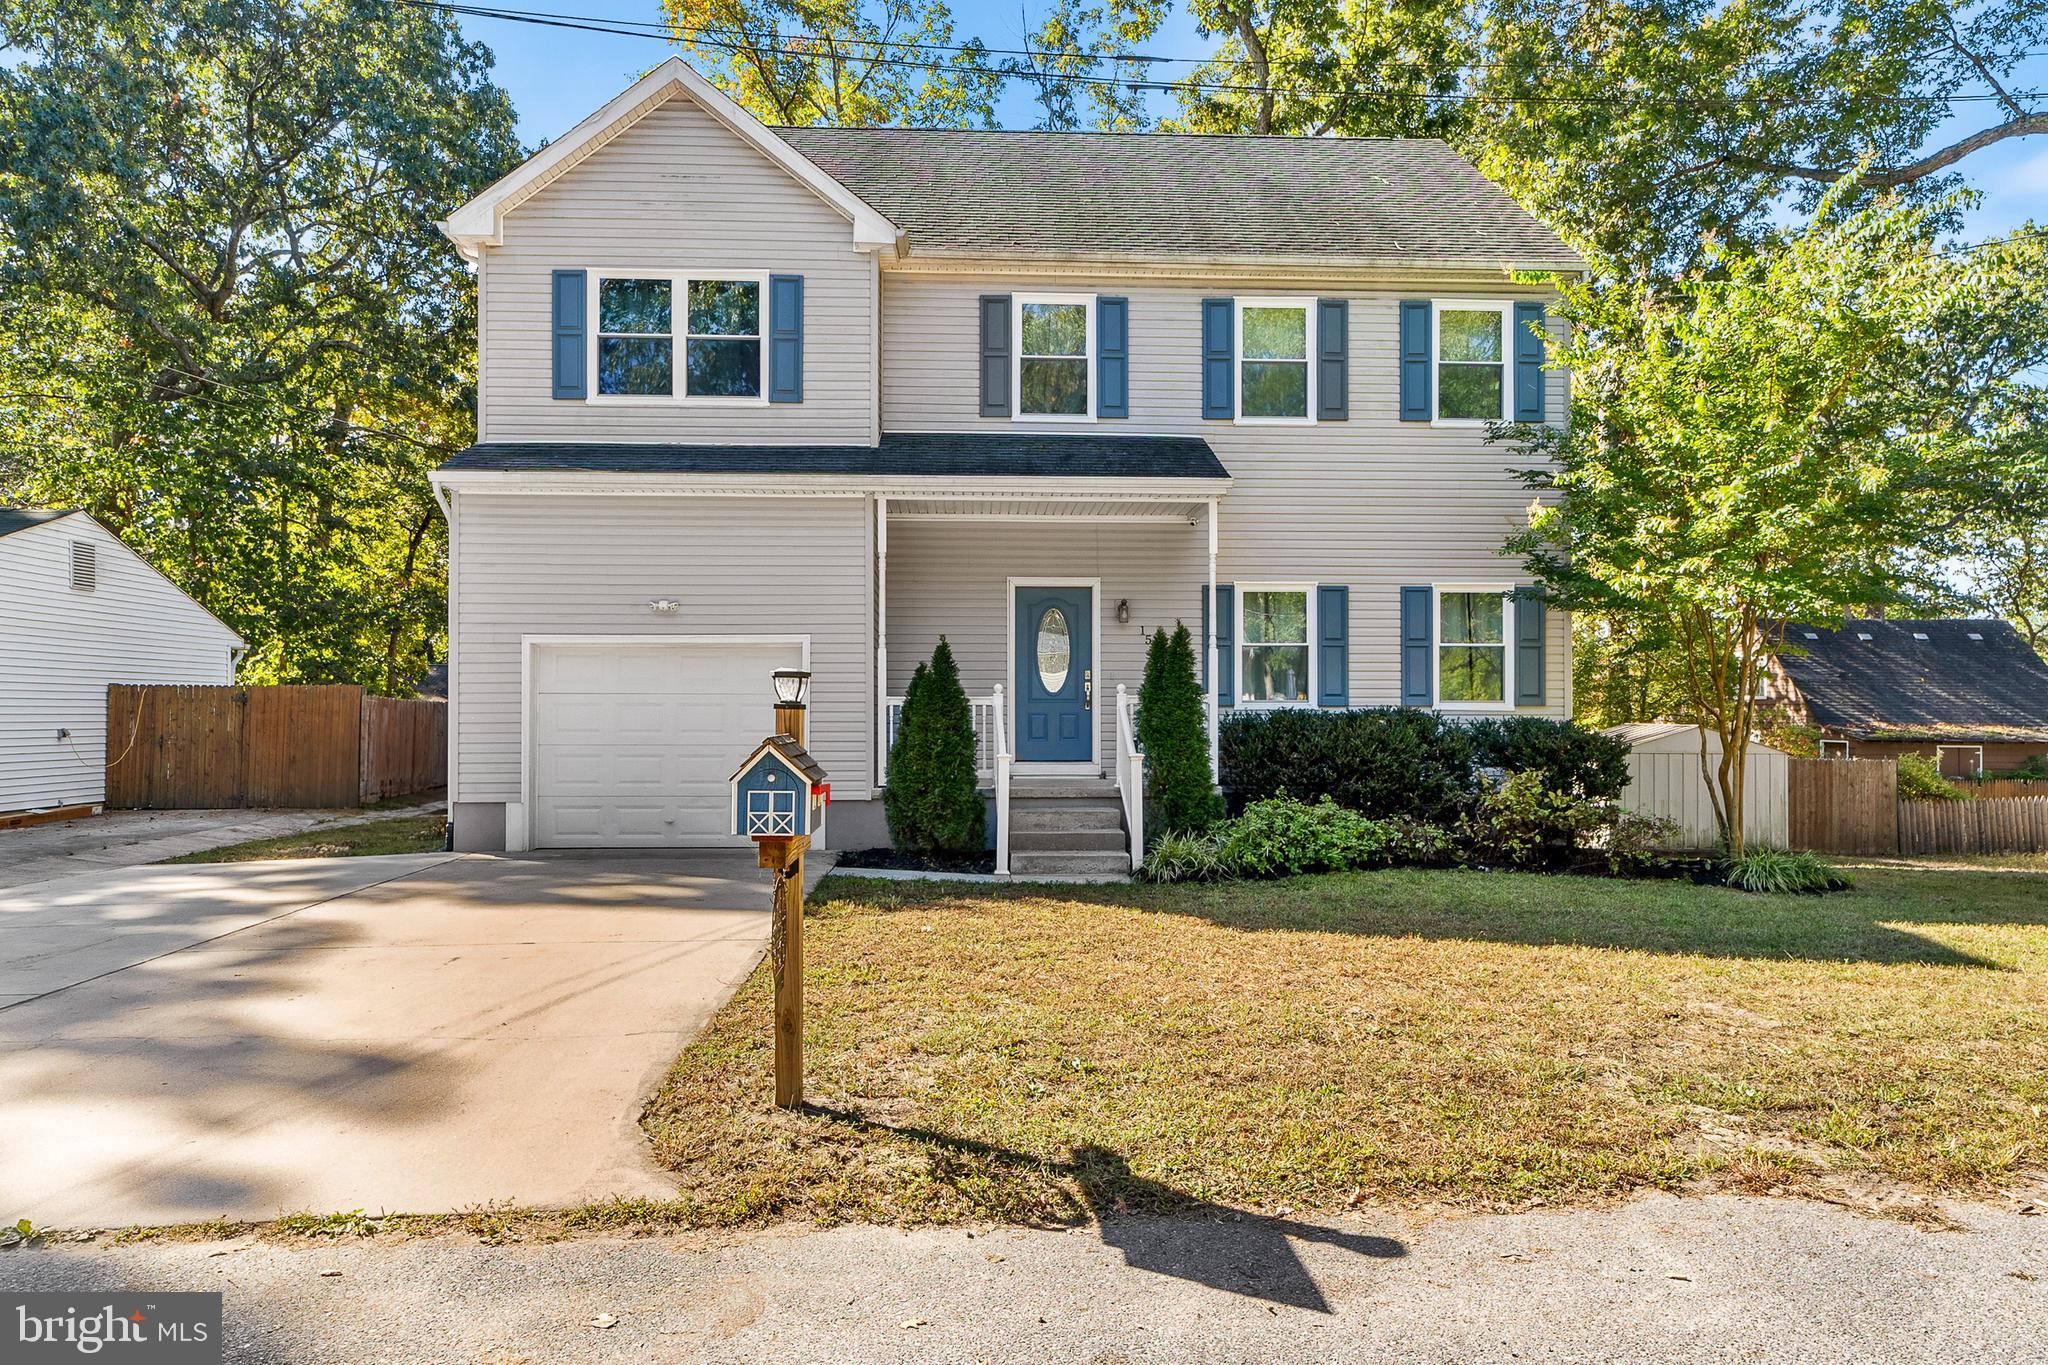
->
[429,57,1582,862]
[1766,619,2048,776]
[0,508,244,815]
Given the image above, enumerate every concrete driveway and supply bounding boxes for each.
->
[0,850,802,1229]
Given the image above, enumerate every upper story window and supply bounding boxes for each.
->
[1239,585,1312,705]
[1236,299,1314,422]
[1433,302,1510,423]
[1437,586,1511,707]
[1014,294,1093,419]
[593,272,763,402]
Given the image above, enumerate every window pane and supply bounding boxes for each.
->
[1438,309,1501,363]
[685,338,760,397]
[1243,645,1310,703]
[1440,592,1504,645]
[1439,645,1505,703]
[1242,590,1307,645]
[1035,607,1071,691]
[597,336,672,395]
[688,279,759,336]
[599,278,671,335]
[1242,306,1307,360]
[1019,357,1088,414]
[1241,361,1308,418]
[1020,302,1086,357]
[1438,364,1503,421]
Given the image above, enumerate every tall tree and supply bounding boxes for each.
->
[0,0,519,691]
[663,0,1004,125]
[1002,0,1163,131]
[1503,185,2048,855]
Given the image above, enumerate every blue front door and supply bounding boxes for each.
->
[1015,586,1093,762]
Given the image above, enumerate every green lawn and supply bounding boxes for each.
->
[164,813,446,863]
[639,857,2048,1229]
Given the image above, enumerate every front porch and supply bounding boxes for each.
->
[873,487,1224,874]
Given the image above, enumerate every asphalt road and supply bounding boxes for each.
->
[4,1193,2041,1363]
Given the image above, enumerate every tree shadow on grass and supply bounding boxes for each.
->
[807,1107,1403,1313]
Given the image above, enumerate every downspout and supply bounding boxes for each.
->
[1207,497,1220,785]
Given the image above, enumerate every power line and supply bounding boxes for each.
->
[407,0,2046,113]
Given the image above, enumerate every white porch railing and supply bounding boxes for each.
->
[1115,684,1144,872]
[991,683,1012,875]
[881,693,999,784]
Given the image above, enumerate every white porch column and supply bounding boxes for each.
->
[1207,497,1220,784]
[875,494,889,789]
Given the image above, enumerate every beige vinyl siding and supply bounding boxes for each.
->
[479,90,874,444]
[0,518,240,812]
[882,274,1571,717]
[449,493,875,806]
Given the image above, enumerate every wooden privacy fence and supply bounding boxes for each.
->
[1898,796,2048,855]
[1948,778,2048,801]
[1787,757,1898,856]
[106,684,445,810]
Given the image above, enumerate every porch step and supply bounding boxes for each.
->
[1010,803,1124,833]
[1010,827,1126,853]
[1007,778,1121,800]
[1009,849,1134,880]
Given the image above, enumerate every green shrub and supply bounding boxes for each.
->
[1139,829,1233,883]
[1138,622,1224,835]
[1896,752,1967,802]
[1219,708,1476,821]
[1595,809,1679,877]
[884,637,986,857]
[1463,716,1632,800]
[1220,796,1398,877]
[1461,771,1604,870]
[1722,847,1848,894]
[2006,755,2048,782]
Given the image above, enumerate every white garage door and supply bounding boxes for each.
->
[531,642,804,848]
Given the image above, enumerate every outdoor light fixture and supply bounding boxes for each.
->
[647,599,681,614]
[772,669,812,707]
[1116,598,1130,623]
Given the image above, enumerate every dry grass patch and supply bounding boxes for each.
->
[641,860,2048,1228]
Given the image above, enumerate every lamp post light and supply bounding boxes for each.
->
[772,669,811,747]
[767,668,812,1108]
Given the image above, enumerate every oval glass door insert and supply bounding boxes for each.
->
[1036,607,1071,692]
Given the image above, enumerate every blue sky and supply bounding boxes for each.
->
[455,2,2047,243]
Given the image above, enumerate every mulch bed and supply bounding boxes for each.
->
[833,847,998,876]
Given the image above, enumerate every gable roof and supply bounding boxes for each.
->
[730,733,828,785]
[0,506,81,539]
[777,126,1585,270]
[437,431,1229,481]
[1774,619,2048,742]
[438,57,900,260]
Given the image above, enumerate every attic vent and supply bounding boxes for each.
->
[1855,632,1873,641]
[1968,632,1984,641]
[1912,632,1929,640]
[69,541,97,592]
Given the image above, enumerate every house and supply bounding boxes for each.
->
[0,508,244,816]
[1766,619,2048,776]
[428,57,1581,870]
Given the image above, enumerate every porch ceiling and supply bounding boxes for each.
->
[886,493,1212,521]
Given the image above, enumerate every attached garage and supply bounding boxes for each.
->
[526,638,805,848]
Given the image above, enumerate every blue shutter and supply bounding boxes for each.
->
[1201,583,1235,706]
[1315,299,1349,421]
[1097,296,1129,418]
[552,269,587,400]
[1400,585,1434,706]
[768,274,804,403]
[1514,586,1547,705]
[1514,301,1547,422]
[979,294,1010,417]
[1201,298,1234,420]
[1399,300,1431,422]
[1316,585,1349,706]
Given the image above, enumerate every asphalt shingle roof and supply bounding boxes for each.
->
[439,432,1229,480]
[1775,619,2048,742]
[0,507,79,539]
[776,127,1584,270]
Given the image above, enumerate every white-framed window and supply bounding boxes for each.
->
[1237,583,1314,705]
[1236,298,1315,423]
[1434,585,1513,709]
[1819,740,1851,760]
[1013,293,1094,420]
[745,786,797,836]
[1935,745,1984,778]
[1432,300,1513,424]
[590,271,766,403]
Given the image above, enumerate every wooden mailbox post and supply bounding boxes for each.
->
[729,670,827,1109]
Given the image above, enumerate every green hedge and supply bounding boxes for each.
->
[1217,708,1630,820]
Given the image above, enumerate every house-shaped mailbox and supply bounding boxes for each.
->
[729,735,829,840]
